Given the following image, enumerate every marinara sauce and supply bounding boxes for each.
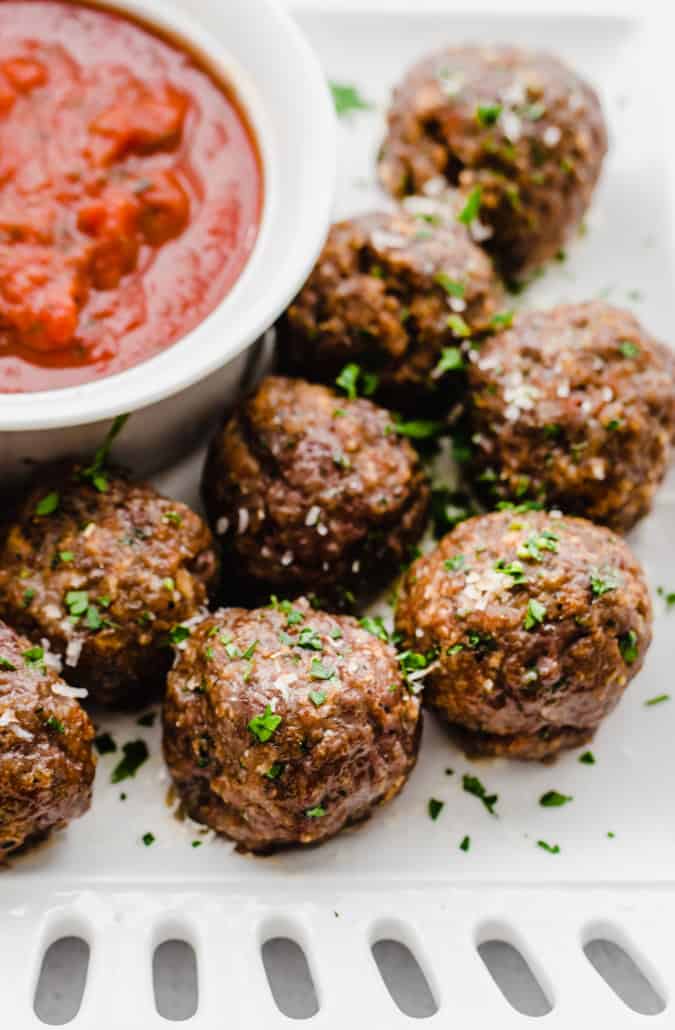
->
[0,1,263,392]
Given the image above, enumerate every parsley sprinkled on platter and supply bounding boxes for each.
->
[657,587,675,609]
[589,566,622,597]
[540,790,573,808]
[433,346,465,376]
[645,694,670,707]
[618,630,638,664]
[191,840,203,848]
[579,751,596,765]
[45,715,65,733]
[462,774,498,815]
[35,491,59,516]
[142,832,155,847]
[94,732,116,755]
[428,798,444,820]
[435,272,465,298]
[137,711,157,728]
[476,102,502,126]
[305,805,326,818]
[524,598,547,630]
[329,81,372,117]
[335,362,378,399]
[537,840,560,854]
[458,185,482,225]
[459,835,471,852]
[79,413,129,492]
[111,739,149,782]
[248,705,282,742]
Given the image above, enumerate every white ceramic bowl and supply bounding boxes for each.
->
[0,0,336,479]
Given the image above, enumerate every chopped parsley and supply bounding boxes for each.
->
[540,790,573,807]
[22,588,35,608]
[619,340,639,358]
[65,590,89,617]
[142,832,155,847]
[309,690,327,707]
[310,659,334,680]
[444,554,466,573]
[242,640,258,660]
[297,627,322,651]
[0,656,17,671]
[589,566,622,597]
[265,763,284,780]
[329,81,372,117]
[446,315,470,338]
[22,645,44,667]
[618,630,638,664]
[45,715,65,733]
[305,805,326,818]
[657,586,675,609]
[494,558,526,584]
[476,102,502,126]
[271,597,304,626]
[248,705,282,742]
[35,491,59,516]
[433,346,465,377]
[335,362,378,399]
[163,511,183,526]
[359,615,390,642]
[458,185,482,225]
[167,624,190,646]
[428,798,444,820]
[79,413,129,492]
[435,272,465,298]
[390,417,444,440]
[459,835,471,852]
[466,630,496,653]
[462,773,498,815]
[537,840,560,854]
[94,732,117,755]
[192,840,203,848]
[517,530,559,562]
[524,598,547,630]
[137,711,157,728]
[111,739,149,782]
[489,310,514,330]
[645,693,670,706]
[579,751,596,765]
[58,550,75,564]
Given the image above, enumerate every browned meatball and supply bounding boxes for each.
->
[467,302,675,532]
[202,376,430,607]
[276,209,503,409]
[395,511,651,760]
[0,620,95,856]
[163,599,421,852]
[378,46,607,279]
[0,464,218,708]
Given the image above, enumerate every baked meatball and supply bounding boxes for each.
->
[396,511,651,760]
[378,46,607,279]
[202,376,430,606]
[0,464,218,707]
[163,599,421,851]
[0,620,95,856]
[467,302,675,532]
[276,209,503,409]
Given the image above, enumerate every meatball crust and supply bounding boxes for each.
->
[276,209,503,409]
[202,376,430,606]
[467,302,675,533]
[395,511,651,760]
[378,46,607,278]
[163,600,421,851]
[0,620,95,856]
[0,464,218,708]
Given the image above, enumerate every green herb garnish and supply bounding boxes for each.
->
[35,491,59,516]
[111,739,149,782]
[540,790,573,807]
[428,798,444,820]
[462,774,498,814]
[248,705,282,742]
[80,413,129,492]
[329,82,372,117]
[458,185,482,225]
[537,840,560,854]
[524,598,547,630]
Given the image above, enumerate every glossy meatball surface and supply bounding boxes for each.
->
[467,302,675,532]
[0,463,218,707]
[0,620,95,856]
[276,209,503,409]
[163,600,421,851]
[378,46,607,278]
[202,376,430,606]
[395,511,651,760]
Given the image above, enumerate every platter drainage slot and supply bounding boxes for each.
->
[371,938,438,1018]
[34,936,89,1025]
[477,939,552,1017]
[261,937,319,1019]
[584,937,665,1015]
[153,939,199,1021]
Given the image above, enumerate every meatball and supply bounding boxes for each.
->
[276,209,503,409]
[0,464,218,707]
[0,620,95,856]
[467,302,675,532]
[202,376,430,606]
[378,46,607,279]
[163,599,421,851]
[395,511,651,760]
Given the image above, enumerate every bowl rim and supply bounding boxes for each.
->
[0,0,336,431]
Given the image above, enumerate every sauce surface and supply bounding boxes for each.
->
[0,1,262,392]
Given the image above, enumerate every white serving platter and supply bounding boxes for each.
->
[4,2,675,1026]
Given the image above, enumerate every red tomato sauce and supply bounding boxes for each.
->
[0,1,263,392]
